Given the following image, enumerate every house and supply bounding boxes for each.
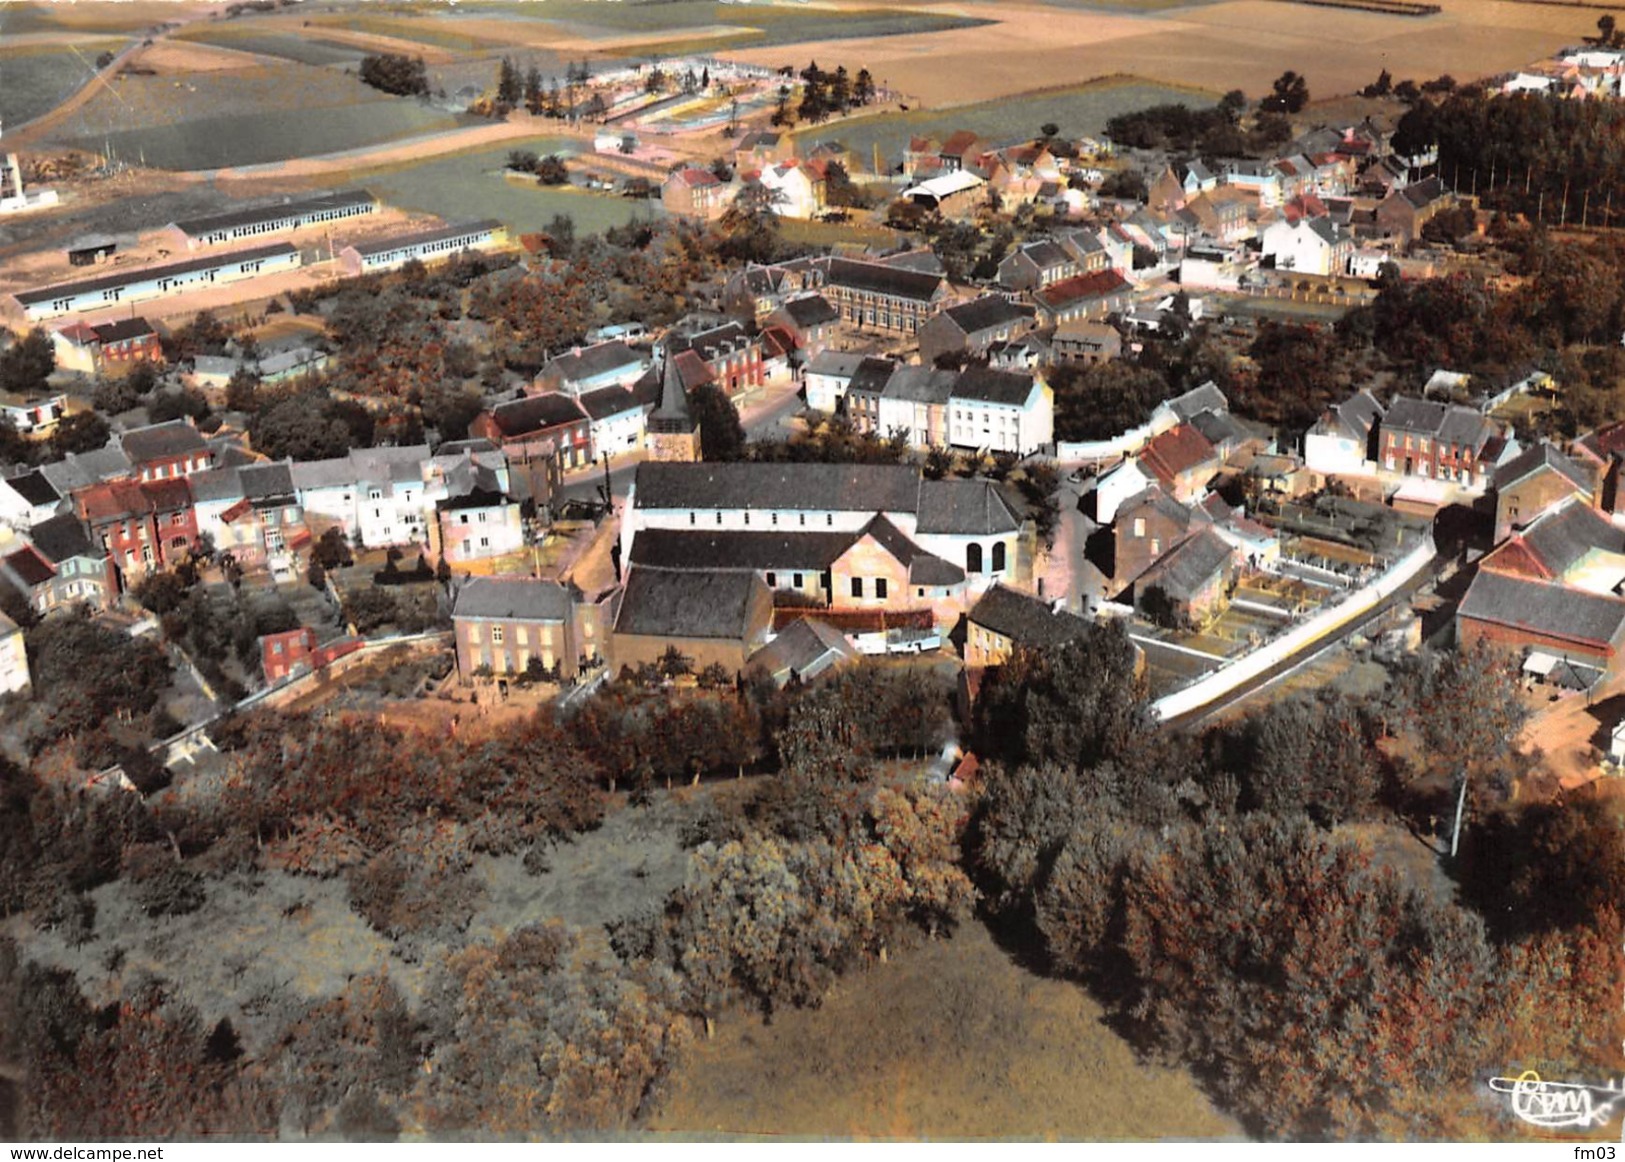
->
[947,366,1053,455]
[1032,270,1133,327]
[292,444,438,549]
[1459,568,1625,672]
[963,583,1092,667]
[338,220,506,276]
[189,460,307,569]
[662,167,730,221]
[670,322,764,396]
[986,334,1051,372]
[871,364,955,447]
[1180,189,1252,244]
[1139,421,1221,501]
[766,294,841,364]
[804,350,873,413]
[1493,442,1594,542]
[918,296,1036,366]
[51,317,162,375]
[1049,319,1120,366]
[1376,177,1453,243]
[0,611,28,696]
[1304,389,1384,477]
[1375,396,1512,491]
[1261,217,1353,277]
[471,394,592,471]
[724,259,821,318]
[0,388,68,437]
[452,576,612,682]
[0,469,65,530]
[818,258,948,334]
[1,513,115,612]
[836,356,899,434]
[1113,485,1205,588]
[898,170,987,219]
[1220,158,1285,207]
[261,627,317,684]
[751,161,821,220]
[612,567,774,676]
[1133,525,1236,626]
[734,130,792,172]
[169,189,377,250]
[13,243,301,322]
[431,484,524,568]
[936,131,990,173]
[747,617,859,686]
[121,419,213,482]
[579,385,647,459]
[534,341,649,397]
[997,238,1080,292]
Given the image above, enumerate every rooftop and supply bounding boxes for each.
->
[172,189,376,238]
[614,567,767,640]
[15,243,298,306]
[453,576,574,622]
[350,219,503,258]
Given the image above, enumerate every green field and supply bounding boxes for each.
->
[0,45,124,129]
[354,139,663,236]
[175,28,369,67]
[795,80,1219,169]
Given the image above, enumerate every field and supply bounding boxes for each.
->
[716,0,1592,108]
[0,1,184,36]
[174,28,369,68]
[652,918,1242,1140]
[0,45,123,130]
[46,64,479,171]
[353,140,662,236]
[796,79,1213,169]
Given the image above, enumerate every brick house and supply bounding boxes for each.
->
[964,583,1092,667]
[1376,396,1511,491]
[120,419,213,482]
[671,321,765,396]
[818,258,948,335]
[471,394,592,471]
[661,167,730,221]
[918,296,1036,366]
[1492,442,1593,543]
[1113,485,1203,590]
[51,317,162,376]
[766,294,841,364]
[611,566,775,676]
[1133,525,1236,627]
[451,575,611,682]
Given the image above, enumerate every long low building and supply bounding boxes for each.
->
[13,243,302,321]
[169,189,378,249]
[339,220,507,276]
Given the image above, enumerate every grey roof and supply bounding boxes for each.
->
[614,567,767,640]
[858,514,965,585]
[804,350,868,379]
[39,446,133,494]
[1459,569,1625,650]
[2,469,59,507]
[239,461,296,501]
[187,466,247,505]
[350,219,502,258]
[1494,442,1594,495]
[453,576,573,622]
[579,385,643,421]
[824,258,944,303]
[846,356,898,398]
[542,341,644,386]
[90,317,156,344]
[1381,396,1493,449]
[1325,389,1384,441]
[777,294,840,328]
[121,420,209,463]
[1191,408,1250,449]
[172,189,375,238]
[488,393,586,436]
[969,583,1093,648]
[27,513,98,564]
[677,321,756,363]
[952,366,1035,406]
[14,243,297,306]
[1118,484,1204,534]
[940,295,1034,336]
[1138,527,1234,601]
[629,528,855,571]
[634,461,922,514]
[1166,381,1229,422]
[1015,239,1071,270]
[750,617,858,682]
[1520,500,1625,576]
[916,479,1023,535]
[883,365,956,405]
[878,249,947,275]
[648,355,694,427]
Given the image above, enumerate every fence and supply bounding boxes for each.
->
[1150,536,1435,722]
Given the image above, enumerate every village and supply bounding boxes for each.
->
[2,0,1625,1142]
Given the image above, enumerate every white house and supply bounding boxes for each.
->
[579,385,647,458]
[434,487,525,566]
[293,445,436,548]
[0,611,29,696]
[1304,390,1384,477]
[0,469,66,530]
[804,350,869,413]
[1261,217,1352,277]
[752,162,820,220]
[1093,457,1156,524]
[946,367,1053,456]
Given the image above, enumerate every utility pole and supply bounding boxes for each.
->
[1449,772,1468,858]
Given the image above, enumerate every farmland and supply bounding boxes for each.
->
[354,140,662,236]
[173,28,369,68]
[46,64,478,171]
[795,79,1214,170]
[0,45,124,130]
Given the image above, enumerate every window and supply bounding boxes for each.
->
[771,513,779,526]
[690,512,696,525]
[491,625,504,645]
[851,577,864,598]
[716,512,723,525]
[799,514,806,527]
[479,537,489,548]
[766,572,777,587]
[793,573,803,589]
[992,541,1007,572]
[1133,518,1146,538]
[967,543,984,573]
[171,513,185,526]
[918,587,925,597]
[826,514,833,527]
[875,578,888,600]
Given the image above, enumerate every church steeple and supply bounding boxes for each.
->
[647,353,702,462]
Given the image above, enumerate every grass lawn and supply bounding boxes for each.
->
[0,45,124,129]
[651,917,1242,1140]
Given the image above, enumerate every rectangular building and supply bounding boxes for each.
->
[339,220,507,276]
[14,243,301,321]
[170,189,378,249]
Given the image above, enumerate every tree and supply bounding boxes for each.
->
[496,56,521,107]
[0,328,55,398]
[1039,121,1059,141]
[1218,693,1379,826]
[1264,70,1310,114]
[853,68,875,106]
[689,382,746,462]
[358,53,429,97]
[1598,13,1616,45]
[49,411,110,458]
[1362,69,1393,98]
